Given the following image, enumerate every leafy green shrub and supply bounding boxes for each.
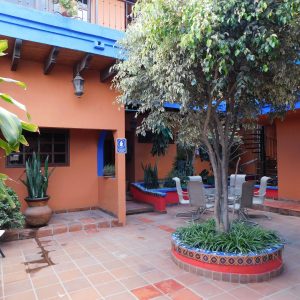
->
[103,164,115,176]
[151,126,173,157]
[21,152,53,199]
[164,169,189,188]
[164,144,194,187]
[163,171,177,188]
[199,169,215,185]
[142,163,159,189]
[59,0,78,16]
[164,160,193,188]
[176,219,281,253]
[0,187,25,229]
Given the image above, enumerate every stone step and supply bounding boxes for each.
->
[126,201,154,215]
[2,209,120,242]
[259,199,300,217]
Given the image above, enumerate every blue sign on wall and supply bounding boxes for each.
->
[116,138,127,154]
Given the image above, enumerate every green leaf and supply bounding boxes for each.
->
[0,107,22,146]
[0,93,27,112]
[19,134,29,146]
[206,39,212,48]
[0,40,8,53]
[0,138,13,155]
[0,173,8,181]
[0,77,26,89]
[262,64,269,72]
[0,179,16,209]
[21,121,39,133]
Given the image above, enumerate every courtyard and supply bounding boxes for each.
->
[1,207,300,300]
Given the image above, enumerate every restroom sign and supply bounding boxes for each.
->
[116,138,127,154]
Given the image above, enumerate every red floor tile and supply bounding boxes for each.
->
[138,217,154,223]
[131,285,162,300]
[154,279,184,294]
[157,225,176,233]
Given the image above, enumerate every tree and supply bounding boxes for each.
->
[0,40,38,207]
[114,0,300,232]
[150,125,173,157]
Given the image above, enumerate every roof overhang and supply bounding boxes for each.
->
[0,1,124,59]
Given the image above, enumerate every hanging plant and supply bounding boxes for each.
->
[59,0,78,17]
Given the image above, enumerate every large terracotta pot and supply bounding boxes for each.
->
[24,196,52,227]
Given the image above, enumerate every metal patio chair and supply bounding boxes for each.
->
[229,181,256,222]
[187,180,214,221]
[173,177,189,205]
[0,230,5,258]
[229,174,246,195]
[173,177,193,218]
[229,174,246,204]
[188,176,203,182]
[253,176,271,205]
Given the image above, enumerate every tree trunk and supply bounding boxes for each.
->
[207,144,230,233]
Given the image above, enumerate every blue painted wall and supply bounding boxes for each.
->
[97,131,107,176]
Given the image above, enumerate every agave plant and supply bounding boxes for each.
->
[103,164,115,177]
[21,152,54,199]
[142,163,159,189]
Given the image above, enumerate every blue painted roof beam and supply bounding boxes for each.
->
[0,1,125,59]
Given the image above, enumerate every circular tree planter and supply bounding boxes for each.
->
[171,233,284,283]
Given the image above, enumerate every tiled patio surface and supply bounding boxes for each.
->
[1,206,300,300]
[48,210,118,229]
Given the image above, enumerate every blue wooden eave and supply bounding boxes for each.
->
[164,100,300,115]
[0,1,125,59]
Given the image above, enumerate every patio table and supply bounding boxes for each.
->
[204,187,242,204]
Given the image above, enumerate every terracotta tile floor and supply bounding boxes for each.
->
[1,206,300,299]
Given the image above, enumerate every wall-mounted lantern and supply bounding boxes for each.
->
[72,73,84,97]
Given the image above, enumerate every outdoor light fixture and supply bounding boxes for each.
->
[73,73,84,97]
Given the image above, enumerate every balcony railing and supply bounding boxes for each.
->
[3,0,135,30]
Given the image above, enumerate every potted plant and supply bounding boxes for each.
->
[103,164,115,177]
[21,153,54,227]
[58,0,78,17]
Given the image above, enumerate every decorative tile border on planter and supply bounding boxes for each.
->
[171,233,284,283]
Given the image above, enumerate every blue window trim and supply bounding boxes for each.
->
[97,131,107,176]
[0,1,125,59]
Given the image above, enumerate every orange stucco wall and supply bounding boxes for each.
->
[89,0,126,30]
[2,129,99,211]
[0,59,124,130]
[276,114,300,201]
[133,142,211,182]
[125,115,211,182]
[98,131,126,223]
[0,57,126,224]
[134,143,177,181]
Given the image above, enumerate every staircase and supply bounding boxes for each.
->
[242,126,277,181]
[126,191,154,215]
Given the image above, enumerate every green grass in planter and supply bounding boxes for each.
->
[175,219,281,254]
